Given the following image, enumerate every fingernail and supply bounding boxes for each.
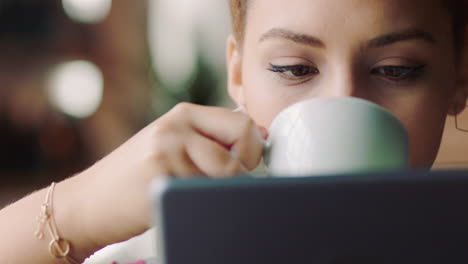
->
[229,148,248,173]
[257,126,268,140]
[232,106,243,112]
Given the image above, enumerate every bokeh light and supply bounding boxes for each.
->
[62,0,112,24]
[148,0,230,92]
[47,60,104,119]
[148,0,197,91]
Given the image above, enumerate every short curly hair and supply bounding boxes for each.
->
[228,0,467,53]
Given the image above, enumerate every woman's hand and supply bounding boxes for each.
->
[76,103,267,249]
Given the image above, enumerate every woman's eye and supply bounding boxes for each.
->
[371,65,425,81]
[268,63,319,79]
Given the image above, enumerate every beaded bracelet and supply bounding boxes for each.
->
[35,182,81,264]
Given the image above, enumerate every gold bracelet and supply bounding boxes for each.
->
[35,182,81,264]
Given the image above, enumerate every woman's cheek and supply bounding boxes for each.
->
[244,86,284,127]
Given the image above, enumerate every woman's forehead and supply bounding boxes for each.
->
[246,0,445,13]
[247,0,445,25]
[244,0,451,45]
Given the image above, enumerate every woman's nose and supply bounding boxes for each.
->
[317,66,367,99]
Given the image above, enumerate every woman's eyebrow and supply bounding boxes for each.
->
[367,28,435,48]
[259,28,325,48]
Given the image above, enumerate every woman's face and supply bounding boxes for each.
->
[227,0,466,167]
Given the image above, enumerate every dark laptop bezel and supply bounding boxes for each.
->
[151,170,468,264]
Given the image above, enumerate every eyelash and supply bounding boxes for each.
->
[370,65,426,81]
[268,63,319,80]
[268,63,426,83]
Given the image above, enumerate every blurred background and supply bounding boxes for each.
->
[0,0,231,206]
[0,0,466,207]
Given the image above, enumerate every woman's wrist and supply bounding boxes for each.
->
[71,162,152,251]
[52,172,103,261]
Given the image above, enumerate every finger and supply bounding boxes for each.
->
[171,103,263,147]
[229,123,265,170]
[168,103,265,171]
[167,148,203,178]
[188,104,265,169]
[148,129,203,178]
[185,133,247,177]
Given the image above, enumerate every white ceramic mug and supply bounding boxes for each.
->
[264,97,408,176]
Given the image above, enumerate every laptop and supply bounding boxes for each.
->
[150,170,468,264]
